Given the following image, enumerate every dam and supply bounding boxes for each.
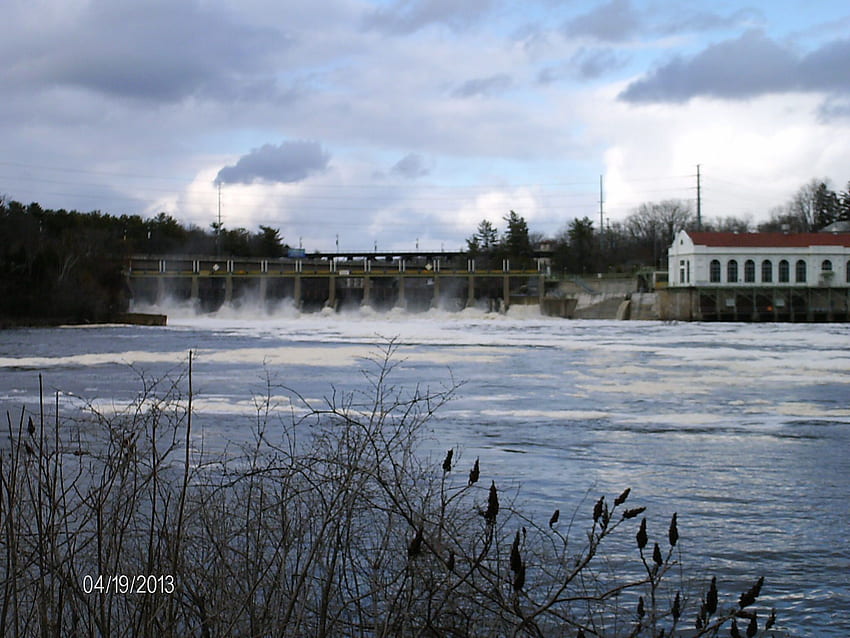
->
[125,244,850,322]
[124,252,574,315]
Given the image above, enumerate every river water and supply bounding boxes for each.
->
[1,304,848,636]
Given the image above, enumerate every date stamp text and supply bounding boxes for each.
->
[82,574,175,595]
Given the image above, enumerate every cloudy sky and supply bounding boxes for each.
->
[2,0,849,251]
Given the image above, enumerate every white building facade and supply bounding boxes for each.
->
[668,231,850,288]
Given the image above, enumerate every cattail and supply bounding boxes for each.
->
[746,613,758,638]
[668,512,679,547]
[484,481,499,523]
[509,529,525,591]
[739,576,764,609]
[706,576,718,615]
[442,448,453,473]
[672,591,681,622]
[623,506,646,520]
[446,551,455,572]
[510,531,522,573]
[468,457,480,485]
[765,609,776,630]
[614,487,630,506]
[512,561,525,592]
[407,527,423,559]
[593,496,604,523]
[636,518,648,550]
[730,619,742,638]
[27,416,35,436]
[637,596,645,619]
[549,509,560,527]
[652,542,663,566]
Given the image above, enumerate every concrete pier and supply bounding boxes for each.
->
[326,275,336,308]
[395,276,406,309]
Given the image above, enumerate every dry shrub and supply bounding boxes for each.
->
[1,342,779,637]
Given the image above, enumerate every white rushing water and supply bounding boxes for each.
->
[1,304,849,635]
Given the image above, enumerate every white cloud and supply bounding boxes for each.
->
[3,0,850,253]
[585,88,850,221]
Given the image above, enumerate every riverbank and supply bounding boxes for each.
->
[0,312,165,329]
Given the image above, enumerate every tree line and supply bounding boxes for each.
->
[0,198,288,324]
[1,176,848,323]
[468,178,850,274]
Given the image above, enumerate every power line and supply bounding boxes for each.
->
[2,158,725,230]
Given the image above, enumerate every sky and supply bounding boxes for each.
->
[2,0,849,252]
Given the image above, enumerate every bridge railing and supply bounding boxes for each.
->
[125,256,548,277]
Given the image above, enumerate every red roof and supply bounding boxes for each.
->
[687,231,850,248]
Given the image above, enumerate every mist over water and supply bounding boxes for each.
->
[2,300,849,636]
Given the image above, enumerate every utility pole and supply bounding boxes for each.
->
[696,164,702,231]
[216,181,222,256]
[599,175,604,250]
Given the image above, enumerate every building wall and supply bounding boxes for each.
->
[668,231,850,288]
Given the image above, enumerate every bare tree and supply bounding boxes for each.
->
[625,200,694,268]
[703,215,753,233]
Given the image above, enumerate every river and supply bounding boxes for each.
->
[1,305,848,636]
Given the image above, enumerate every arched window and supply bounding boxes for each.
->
[710,259,721,283]
[796,260,807,283]
[727,260,739,283]
[778,260,790,283]
[761,260,772,283]
[744,259,756,283]
[822,259,833,271]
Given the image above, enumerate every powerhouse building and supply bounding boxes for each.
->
[668,230,850,288]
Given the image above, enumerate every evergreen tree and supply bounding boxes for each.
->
[567,217,596,274]
[814,182,840,229]
[502,210,532,266]
[466,219,499,255]
[839,181,850,223]
[254,225,285,258]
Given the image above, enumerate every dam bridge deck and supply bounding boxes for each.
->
[124,254,563,314]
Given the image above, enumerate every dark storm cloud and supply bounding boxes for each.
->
[452,74,512,98]
[215,141,331,185]
[363,0,496,35]
[620,31,850,103]
[391,153,431,179]
[9,0,289,102]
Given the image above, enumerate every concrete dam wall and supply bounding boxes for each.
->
[125,256,664,320]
